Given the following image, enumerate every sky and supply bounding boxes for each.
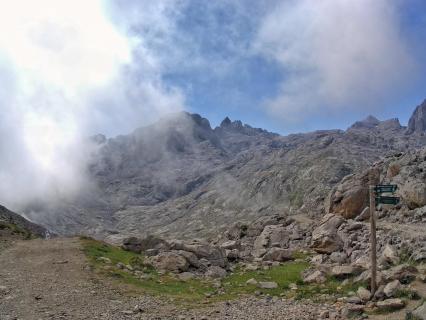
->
[0,0,425,208]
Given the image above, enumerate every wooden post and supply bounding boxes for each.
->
[369,184,377,296]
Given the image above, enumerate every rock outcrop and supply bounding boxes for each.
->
[407,99,426,133]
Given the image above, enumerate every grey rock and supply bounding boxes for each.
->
[262,248,293,262]
[376,298,405,310]
[311,214,344,254]
[357,287,371,302]
[147,251,189,273]
[412,301,426,320]
[383,280,401,298]
[257,281,278,289]
[303,270,326,284]
[205,266,227,279]
[407,99,426,133]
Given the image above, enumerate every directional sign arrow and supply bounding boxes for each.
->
[375,196,400,205]
[374,185,397,194]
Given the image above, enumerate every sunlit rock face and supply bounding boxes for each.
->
[407,100,426,134]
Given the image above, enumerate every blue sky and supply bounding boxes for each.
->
[108,0,426,135]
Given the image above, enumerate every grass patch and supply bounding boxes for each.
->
[80,238,368,305]
[394,289,421,300]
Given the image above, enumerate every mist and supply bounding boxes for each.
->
[0,0,185,210]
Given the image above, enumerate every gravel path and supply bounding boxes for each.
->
[0,238,342,319]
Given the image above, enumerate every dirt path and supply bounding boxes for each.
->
[0,238,344,320]
[0,238,151,320]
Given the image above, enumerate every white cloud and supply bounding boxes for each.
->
[254,0,416,122]
[0,0,186,209]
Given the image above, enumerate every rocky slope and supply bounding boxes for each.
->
[22,100,426,239]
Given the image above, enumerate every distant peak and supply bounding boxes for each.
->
[220,116,232,127]
[362,115,380,124]
[407,99,426,134]
[349,115,380,130]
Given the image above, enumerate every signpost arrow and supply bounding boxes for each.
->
[375,196,400,205]
[374,184,397,194]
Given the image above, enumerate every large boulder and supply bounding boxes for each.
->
[169,240,227,267]
[262,248,293,262]
[252,225,288,258]
[400,180,426,209]
[122,235,169,254]
[311,214,344,254]
[148,251,189,273]
[122,237,143,253]
[327,173,369,219]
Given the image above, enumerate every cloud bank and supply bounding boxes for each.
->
[0,0,185,209]
[254,0,416,122]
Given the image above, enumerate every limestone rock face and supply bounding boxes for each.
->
[311,214,344,254]
[407,100,426,133]
[18,101,426,239]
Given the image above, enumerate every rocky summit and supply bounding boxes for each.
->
[21,101,426,240]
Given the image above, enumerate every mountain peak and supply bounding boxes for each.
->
[407,99,426,133]
[349,115,380,130]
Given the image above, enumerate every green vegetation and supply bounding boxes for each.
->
[0,221,32,239]
[80,237,374,305]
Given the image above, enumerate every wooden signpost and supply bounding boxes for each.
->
[369,177,399,296]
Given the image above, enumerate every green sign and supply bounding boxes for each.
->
[375,196,400,205]
[374,184,397,194]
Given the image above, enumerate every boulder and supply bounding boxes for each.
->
[205,266,227,279]
[177,250,200,269]
[303,270,327,284]
[412,301,426,320]
[262,248,293,262]
[122,235,169,254]
[170,240,227,267]
[311,214,344,254]
[383,280,401,298]
[258,281,278,289]
[327,173,369,219]
[329,252,347,264]
[376,298,405,311]
[401,181,426,209]
[252,225,288,258]
[357,287,371,302]
[383,264,417,284]
[246,278,258,286]
[331,265,362,278]
[122,237,143,253]
[178,272,195,281]
[148,252,189,273]
[381,245,399,265]
[220,240,238,250]
[354,270,384,286]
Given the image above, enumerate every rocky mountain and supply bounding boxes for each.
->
[23,100,426,239]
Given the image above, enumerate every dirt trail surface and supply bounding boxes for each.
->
[0,238,342,320]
